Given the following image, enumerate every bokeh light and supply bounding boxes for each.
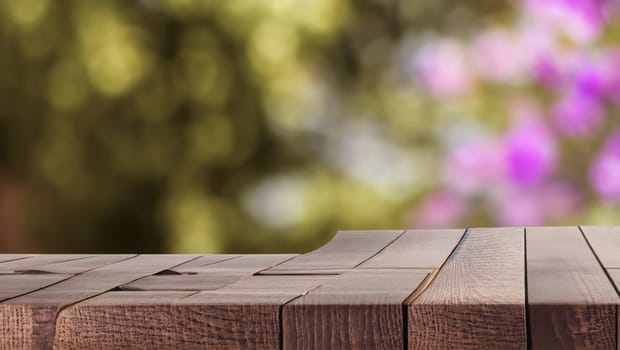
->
[1,0,619,253]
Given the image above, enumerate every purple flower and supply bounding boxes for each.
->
[552,93,604,136]
[414,191,467,228]
[534,56,564,87]
[444,138,506,195]
[601,50,620,104]
[494,182,582,225]
[574,61,606,98]
[495,187,546,226]
[590,133,620,203]
[506,118,557,185]
[526,0,606,43]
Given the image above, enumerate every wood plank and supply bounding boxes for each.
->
[284,269,430,349]
[120,255,298,291]
[0,255,34,264]
[118,273,248,291]
[408,227,526,349]
[0,254,198,349]
[581,225,620,268]
[0,255,93,274]
[175,254,297,274]
[259,268,349,275]
[54,275,334,349]
[359,229,464,268]
[0,274,72,301]
[14,254,135,274]
[167,254,239,274]
[606,269,620,290]
[264,230,403,274]
[527,226,619,349]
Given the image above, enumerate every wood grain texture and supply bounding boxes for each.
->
[0,274,72,301]
[527,226,619,349]
[408,227,526,349]
[0,255,92,274]
[175,254,298,274]
[118,273,248,291]
[359,229,464,268]
[14,254,135,274]
[120,254,298,291]
[284,269,429,350]
[581,225,620,268]
[265,230,403,274]
[54,275,333,349]
[0,255,33,264]
[0,254,197,350]
[166,254,239,273]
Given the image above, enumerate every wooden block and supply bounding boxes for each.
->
[408,227,526,349]
[0,254,197,349]
[581,225,620,268]
[54,275,334,349]
[527,226,619,349]
[284,269,430,350]
[14,254,135,274]
[265,230,403,274]
[0,274,72,301]
[359,229,464,268]
[0,255,93,274]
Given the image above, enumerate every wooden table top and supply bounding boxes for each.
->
[1,226,619,349]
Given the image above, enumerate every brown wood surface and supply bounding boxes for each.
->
[0,255,93,274]
[14,254,135,274]
[581,225,620,268]
[0,254,197,349]
[359,229,464,269]
[264,230,403,274]
[284,269,430,350]
[176,254,298,273]
[408,227,527,349]
[54,275,334,349]
[0,255,33,264]
[527,226,619,349]
[165,254,239,273]
[120,254,298,291]
[0,274,72,301]
[2,226,620,349]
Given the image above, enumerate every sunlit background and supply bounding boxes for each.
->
[0,0,619,253]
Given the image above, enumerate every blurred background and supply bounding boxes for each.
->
[0,0,619,253]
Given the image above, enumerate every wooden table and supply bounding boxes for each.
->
[1,226,620,349]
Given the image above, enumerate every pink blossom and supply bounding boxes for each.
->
[589,133,620,203]
[495,188,546,226]
[552,93,604,136]
[506,118,557,185]
[414,191,467,228]
[472,29,526,83]
[525,0,606,43]
[413,39,475,98]
[600,50,620,103]
[494,182,582,225]
[533,56,564,87]
[544,182,582,219]
[443,138,506,195]
[573,60,606,98]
